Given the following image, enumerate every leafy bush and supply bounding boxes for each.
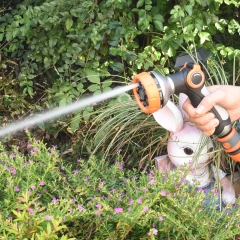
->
[1,0,239,109]
[0,131,240,239]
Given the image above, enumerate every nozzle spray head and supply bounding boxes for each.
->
[132,71,175,114]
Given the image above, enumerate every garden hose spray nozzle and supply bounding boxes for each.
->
[132,48,240,162]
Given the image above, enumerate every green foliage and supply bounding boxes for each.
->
[0,133,240,239]
[0,0,239,135]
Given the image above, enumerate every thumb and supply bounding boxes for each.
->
[196,89,225,114]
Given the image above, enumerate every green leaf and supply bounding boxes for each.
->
[70,114,81,132]
[184,5,193,16]
[198,32,211,44]
[88,84,100,92]
[44,57,52,68]
[110,62,124,72]
[59,97,67,107]
[153,14,164,31]
[65,18,73,31]
[137,0,145,8]
[102,79,112,88]
[85,69,100,84]
[49,39,57,48]
[47,222,51,234]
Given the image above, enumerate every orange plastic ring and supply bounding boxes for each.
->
[186,64,205,89]
[132,72,161,114]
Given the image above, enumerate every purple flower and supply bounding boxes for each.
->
[129,199,134,205]
[40,181,44,186]
[84,175,88,182]
[117,149,122,153]
[143,206,149,213]
[27,142,31,149]
[153,228,158,236]
[149,179,156,185]
[52,198,59,204]
[95,211,101,215]
[137,197,142,204]
[159,216,164,221]
[28,208,34,214]
[96,203,102,209]
[24,126,29,131]
[49,150,55,155]
[114,207,123,213]
[12,168,17,175]
[161,190,166,196]
[69,208,73,213]
[77,158,82,162]
[46,215,51,221]
[118,164,123,170]
[78,204,85,211]
[30,147,39,155]
[73,169,79,174]
[30,185,36,190]
[148,171,154,179]
[14,186,20,192]
[71,198,76,204]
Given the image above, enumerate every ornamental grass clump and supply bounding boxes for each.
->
[0,131,240,239]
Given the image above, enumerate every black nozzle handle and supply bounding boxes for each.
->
[186,85,232,137]
[169,66,231,137]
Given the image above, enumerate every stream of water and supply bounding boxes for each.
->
[0,83,139,138]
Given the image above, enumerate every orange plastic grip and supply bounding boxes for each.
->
[132,72,161,114]
[217,127,240,162]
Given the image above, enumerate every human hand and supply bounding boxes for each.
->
[182,85,240,136]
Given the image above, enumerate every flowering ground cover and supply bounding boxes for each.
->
[0,130,240,239]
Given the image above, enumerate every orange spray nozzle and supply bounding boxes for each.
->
[132,72,161,114]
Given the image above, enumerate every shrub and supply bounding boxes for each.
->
[0,131,240,239]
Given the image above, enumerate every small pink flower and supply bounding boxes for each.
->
[148,171,154,179]
[114,207,123,213]
[46,215,51,221]
[159,216,164,221]
[161,190,166,196]
[143,206,149,213]
[28,208,34,214]
[12,168,17,175]
[52,198,59,204]
[137,197,142,204]
[129,199,134,205]
[118,164,123,170]
[30,186,36,190]
[95,211,101,215]
[149,179,156,185]
[40,181,44,186]
[96,203,102,209]
[78,204,85,211]
[153,228,158,236]
[73,169,78,174]
[14,186,20,192]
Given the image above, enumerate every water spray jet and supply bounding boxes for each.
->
[0,83,139,138]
